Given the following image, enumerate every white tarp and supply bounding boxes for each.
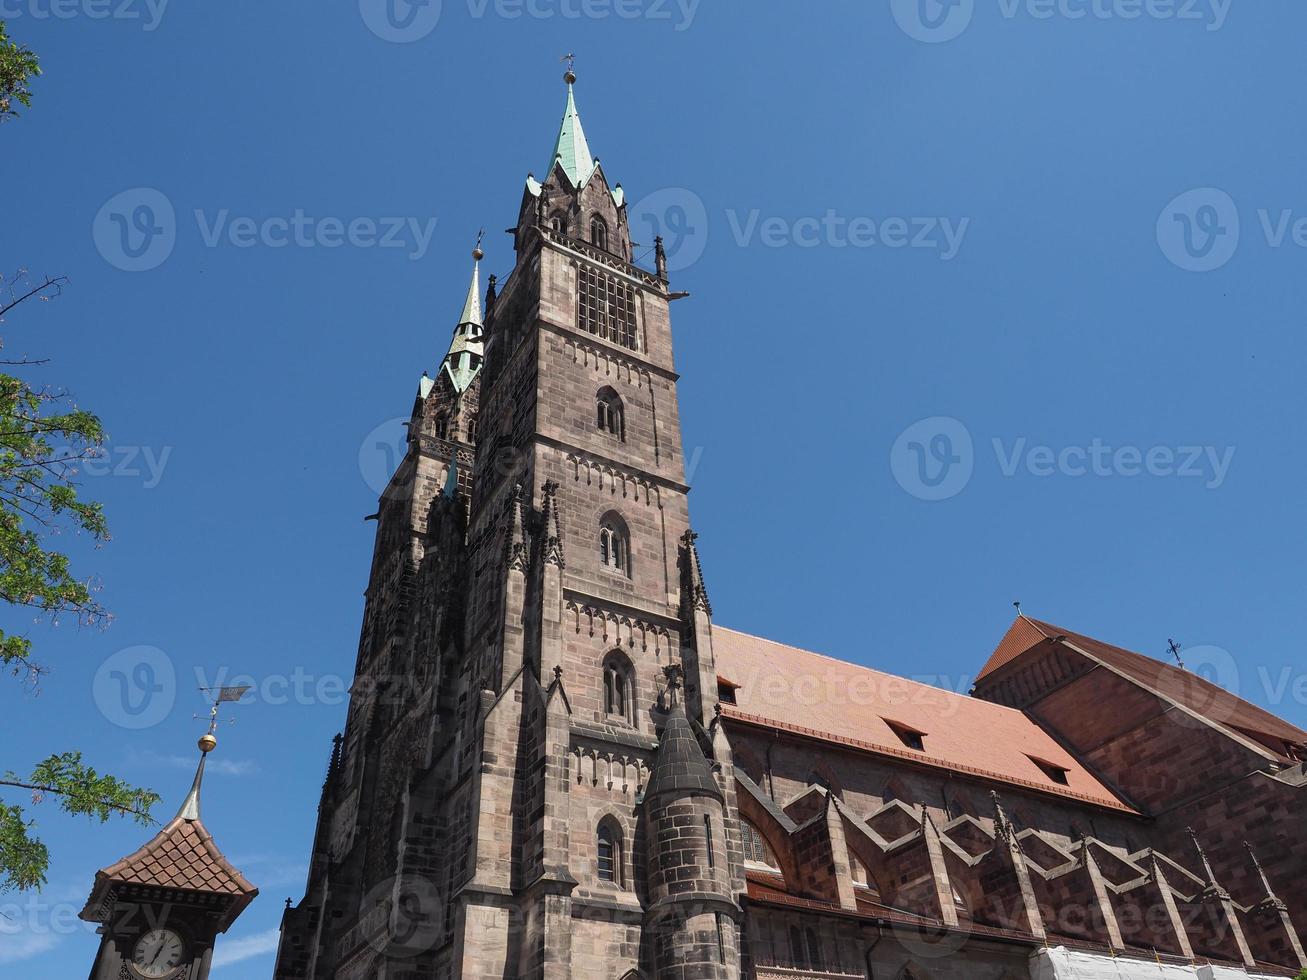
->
[1030,947,1286,980]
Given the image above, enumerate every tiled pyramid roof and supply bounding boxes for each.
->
[97,815,256,895]
[713,626,1134,812]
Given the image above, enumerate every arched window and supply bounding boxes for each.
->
[435,414,448,440]
[597,818,624,886]
[595,387,625,440]
[549,212,566,234]
[741,820,779,870]
[599,514,630,576]
[590,215,608,251]
[603,651,634,724]
[465,417,478,445]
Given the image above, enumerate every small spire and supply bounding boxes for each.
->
[1188,827,1218,883]
[681,530,712,616]
[457,243,484,328]
[540,480,565,568]
[548,66,596,188]
[1244,841,1285,908]
[177,745,208,822]
[991,791,1010,844]
[436,240,486,396]
[506,483,529,571]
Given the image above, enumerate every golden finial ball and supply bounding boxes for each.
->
[564,69,577,85]
[472,247,484,261]
[198,732,218,753]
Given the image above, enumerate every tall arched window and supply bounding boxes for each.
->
[599,514,630,576]
[434,414,448,440]
[597,818,624,885]
[549,212,567,234]
[603,651,634,724]
[590,215,608,251]
[595,387,625,440]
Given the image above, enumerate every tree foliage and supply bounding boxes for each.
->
[0,19,40,121]
[1,754,160,892]
[0,268,161,892]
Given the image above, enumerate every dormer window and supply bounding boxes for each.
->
[885,720,926,752]
[716,676,739,705]
[1029,756,1070,785]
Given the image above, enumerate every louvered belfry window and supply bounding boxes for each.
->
[578,264,638,350]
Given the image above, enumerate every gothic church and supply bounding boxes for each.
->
[271,71,1307,980]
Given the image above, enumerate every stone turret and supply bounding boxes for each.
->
[644,668,740,979]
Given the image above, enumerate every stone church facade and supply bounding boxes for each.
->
[272,73,1307,980]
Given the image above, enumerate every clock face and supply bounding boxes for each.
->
[132,928,185,978]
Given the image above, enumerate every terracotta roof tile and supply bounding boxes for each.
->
[98,816,257,897]
[977,615,1051,679]
[713,626,1134,813]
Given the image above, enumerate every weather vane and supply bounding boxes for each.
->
[561,52,575,72]
[194,685,252,751]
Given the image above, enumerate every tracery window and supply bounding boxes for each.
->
[590,215,608,251]
[603,651,634,724]
[596,387,625,439]
[741,820,779,869]
[599,514,630,576]
[578,264,638,350]
[597,819,625,886]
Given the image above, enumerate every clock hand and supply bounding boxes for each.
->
[150,942,165,966]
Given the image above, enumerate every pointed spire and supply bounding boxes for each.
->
[506,483,529,572]
[548,68,596,188]
[458,239,484,328]
[437,241,487,395]
[540,480,565,569]
[1245,841,1287,910]
[1188,827,1231,900]
[177,747,208,822]
[681,530,712,616]
[991,791,1011,844]
[645,679,722,804]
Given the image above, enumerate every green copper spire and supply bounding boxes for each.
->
[425,242,486,397]
[548,70,596,188]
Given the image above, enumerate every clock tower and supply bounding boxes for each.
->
[79,732,259,980]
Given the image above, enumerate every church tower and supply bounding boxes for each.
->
[275,68,744,980]
[81,728,258,980]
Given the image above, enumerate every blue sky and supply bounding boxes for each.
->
[4,0,1307,975]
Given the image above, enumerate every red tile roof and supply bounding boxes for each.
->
[82,815,258,930]
[980,616,1307,751]
[713,626,1135,813]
